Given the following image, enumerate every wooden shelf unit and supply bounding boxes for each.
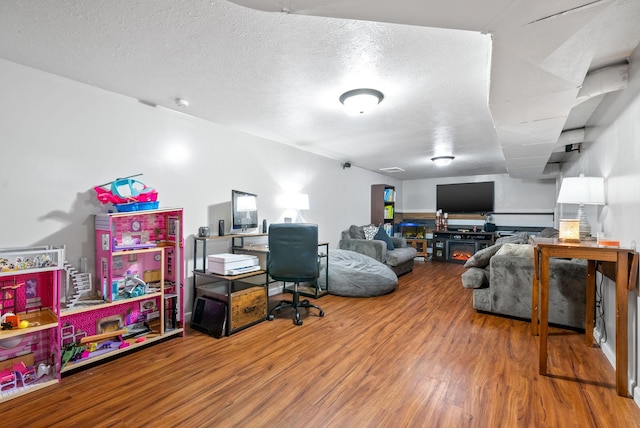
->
[371,184,395,236]
[192,234,269,337]
[406,238,430,258]
[193,275,267,335]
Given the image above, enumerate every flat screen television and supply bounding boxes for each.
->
[436,181,494,214]
[231,190,258,233]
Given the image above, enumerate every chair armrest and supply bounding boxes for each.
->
[391,236,408,248]
[338,238,387,263]
[489,254,533,270]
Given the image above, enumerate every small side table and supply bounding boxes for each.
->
[531,237,638,397]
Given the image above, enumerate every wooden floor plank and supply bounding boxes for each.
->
[1,260,639,427]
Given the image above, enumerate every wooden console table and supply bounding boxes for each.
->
[531,237,638,397]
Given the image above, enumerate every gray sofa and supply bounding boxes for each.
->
[461,232,587,329]
[339,225,417,276]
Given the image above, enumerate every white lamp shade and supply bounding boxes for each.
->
[290,193,309,210]
[557,174,605,205]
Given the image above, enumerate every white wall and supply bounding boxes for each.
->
[401,174,556,227]
[0,58,400,312]
[561,46,640,402]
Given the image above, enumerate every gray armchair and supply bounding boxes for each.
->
[339,225,417,276]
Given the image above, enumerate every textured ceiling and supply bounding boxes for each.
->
[0,0,638,180]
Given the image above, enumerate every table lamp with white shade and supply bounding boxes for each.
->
[290,193,309,223]
[556,174,605,239]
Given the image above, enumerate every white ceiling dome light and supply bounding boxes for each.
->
[431,156,455,166]
[339,88,384,114]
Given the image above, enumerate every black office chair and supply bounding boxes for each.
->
[267,223,325,325]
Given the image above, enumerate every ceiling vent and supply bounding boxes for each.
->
[379,167,405,173]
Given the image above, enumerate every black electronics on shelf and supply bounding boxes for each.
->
[191,296,227,339]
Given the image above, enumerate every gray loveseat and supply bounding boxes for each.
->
[461,232,587,329]
[339,225,417,276]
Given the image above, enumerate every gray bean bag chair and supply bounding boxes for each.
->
[319,249,398,297]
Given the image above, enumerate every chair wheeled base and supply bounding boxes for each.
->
[268,283,325,326]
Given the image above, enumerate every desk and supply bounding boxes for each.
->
[531,237,638,397]
[193,233,268,273]
[193,234,329,299]
[192,234,269,336]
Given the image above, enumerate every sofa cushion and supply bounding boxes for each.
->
[538,227,559,238]
[495,232,530,245]
[363,224,378,240]
[461,267,489,289]
[385,246,417,266]
[464,244,502,268]
[374,226,394,250]
[349,224,366,239]
[496,243,533,258]
[391,236,407,248]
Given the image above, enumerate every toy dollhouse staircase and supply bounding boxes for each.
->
[62,261,93,309]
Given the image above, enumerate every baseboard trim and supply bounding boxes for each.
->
[268,282,284,296]
[593,327,637,399]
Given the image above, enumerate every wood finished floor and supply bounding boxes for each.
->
[2,260,640,427]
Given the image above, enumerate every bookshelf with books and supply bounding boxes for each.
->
[371,184,396,236]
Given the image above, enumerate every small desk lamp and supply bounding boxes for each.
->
[557,174,605,239]
[237,195,257,232]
